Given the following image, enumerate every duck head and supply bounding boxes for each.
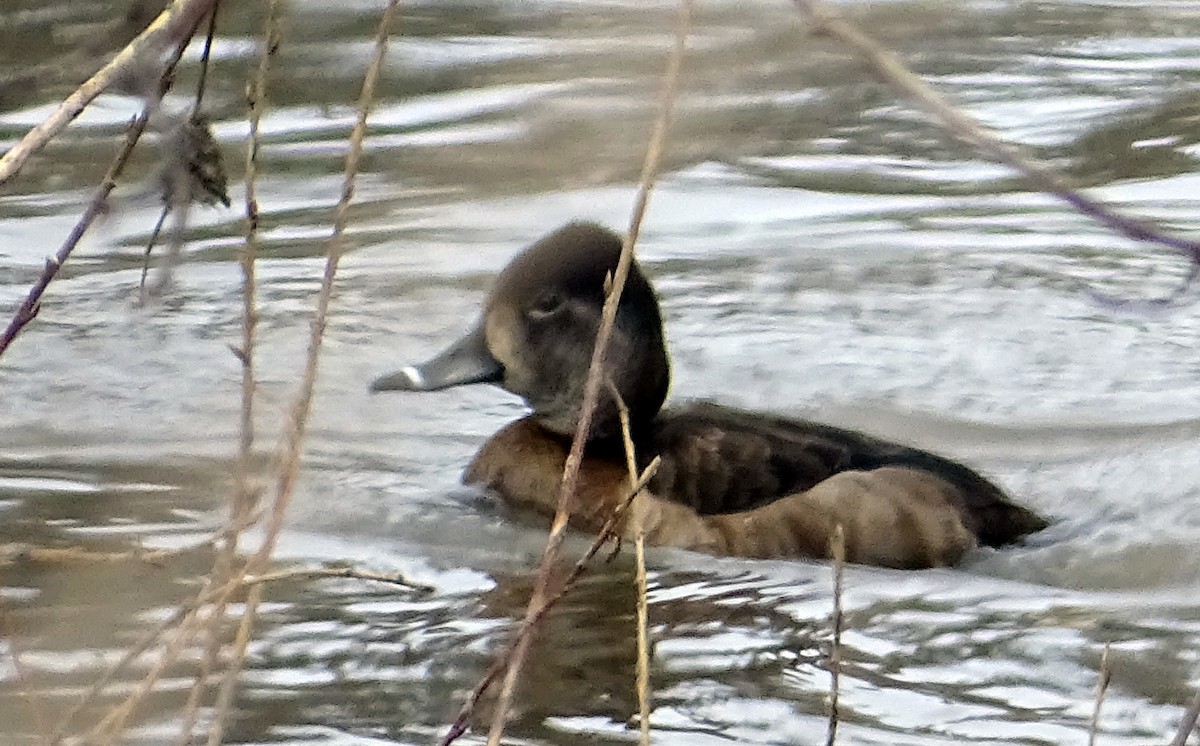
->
[371,222,671,440]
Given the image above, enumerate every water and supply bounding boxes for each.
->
[3,0,1200,743]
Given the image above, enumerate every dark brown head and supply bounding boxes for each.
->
[371,222,671,440]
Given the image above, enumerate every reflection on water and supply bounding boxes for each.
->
[3,0,1200,743]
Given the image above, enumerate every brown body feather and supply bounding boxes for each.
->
[465,403,1046,569]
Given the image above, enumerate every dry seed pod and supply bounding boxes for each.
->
[159,112,230,208]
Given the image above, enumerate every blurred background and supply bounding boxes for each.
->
[3,0,1200,743]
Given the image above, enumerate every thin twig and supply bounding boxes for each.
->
[175,2,276,742]
[191,0,222,112]
[791,0,1200,307]
[439,456,662,746]
[1170,687,1200,746]
[2,114,145,358]
[634,534,652,744]
[482,1,692,742]
[609,378,653,744]
[138,206,171,302]
[1088,643,1112,746]
[0,16,204,359]
[242,565,436,593]
[199,3,400,741]
[0,0,219,185]
[0,542,206,567]
[204,583,260,746]
[825,524,845,746]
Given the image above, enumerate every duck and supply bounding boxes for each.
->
[371,222,1048,569]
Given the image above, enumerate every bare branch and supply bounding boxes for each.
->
[0,0,219,185]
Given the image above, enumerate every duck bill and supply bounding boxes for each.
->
[371,324,502,392]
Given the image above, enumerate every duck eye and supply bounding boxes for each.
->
[528,293,565,320]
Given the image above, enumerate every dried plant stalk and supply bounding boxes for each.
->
[198,2,400,743]
[610,379,653,744]
[204,584,261,746]
[439,456,662,746]
[634,534,652,745]
[175,1,275,742]
[84,604,221,744]
[825,524,845,746]
[1088,644,1112,746]
[482,1,693,742]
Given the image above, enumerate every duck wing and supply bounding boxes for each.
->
[642,401,1047,547]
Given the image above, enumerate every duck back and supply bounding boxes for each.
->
[639,401,1048,548]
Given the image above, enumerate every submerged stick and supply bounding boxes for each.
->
[242,565,435,592]
[482,1,693,742]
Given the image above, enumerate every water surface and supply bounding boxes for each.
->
[3,0,1200,743]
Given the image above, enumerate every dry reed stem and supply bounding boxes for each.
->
[204,583,261,746]
[1088,643,1112,746]
[482,1,692,742]
[825,524,845,746]
[241,565,436,593]
[195,2,400,742]
[0,0,218,185]
[1170,687,1200,746]
[610,379,653,745]
[83,604,221,744]
[0,542,203,567]
[46,554,420,743]
[439,456,662,746]
[48,589,211,743]
[41,3,392,732]
[175,1,273,742]
[244,0,397,567]
[64,560,428,744]
[634,534,652,744]
[791,0,1200,305]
